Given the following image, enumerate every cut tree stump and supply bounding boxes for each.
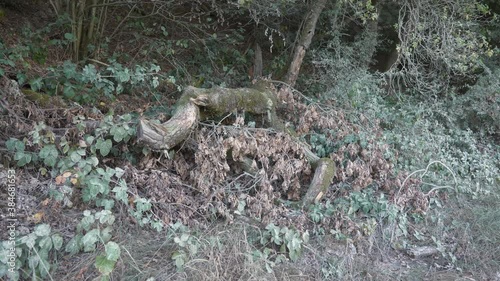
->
[137,83,335,207]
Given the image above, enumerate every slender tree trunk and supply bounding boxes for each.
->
[285,0,328,87]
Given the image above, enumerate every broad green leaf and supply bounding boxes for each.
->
[80,213,96,231]
[104,241,121,262]
[52,234,63,250]
[96,139,112,156]
[150,64,161,73]
[82,64,98,82]
[98,199,115,210]
[63,85,75,98]
[114,167,125,178]
[82,229,99,252]
[15,152,31,167]
[101,227,113,243]
[70,150,82,162]
[5,138,21,151]
[152,76,159,88]
[23,233,37,249]
[39,144,59,167]
[30,77,43,91]
[95,210,114,224]
[38,257,51,278]
[95,255,116,276]
[64,33,76,41]
[112,181,128,203]
[171,251,186,269]
[110,126,126,142]
[34,224,51,237]
[28,255,39,271]
[116,68,130,83]
[38,236,53,252]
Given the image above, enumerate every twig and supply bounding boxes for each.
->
[397,160,458,199]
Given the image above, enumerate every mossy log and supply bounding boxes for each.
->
[301,158,336,206]
[137,84,335,206]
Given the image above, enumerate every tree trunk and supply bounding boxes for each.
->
[285,0,328,87]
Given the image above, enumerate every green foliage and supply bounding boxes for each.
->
[38,60,166,103]
[339,0,379,25]
[394,0,496,95]
[307,131,336,158]
[3,113,166,278]
[6,138,32,167]
[308,16,498,275]
[308,190,403,238]
[251,223,309,272]
[0,15,72,76]
[65,210,120,279]
[1,23,177,104]
[448,66,500,137]
[168,222,200,271]
[380,97,499,196]
[0,224,63,280]
[306,27,384,105]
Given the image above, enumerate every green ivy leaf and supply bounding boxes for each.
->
[82,64,98,82]
[65,234,82,255]
[97,199,115,210]
[152,76,159,88]
[96,210,115,225]
[150,64,161,73]
[30,77,44,92]
[116,68,130,83]
[5,138,21,151]
[14,151,32,167]
[52,234,64,251]
[34,224,51,237]
[70,150,82,163]
[110,126,126,142]
[171,251,186,269]
[80,214,96,232]
[64,33,76,41]
[82,229,99,252]
[101,227,113,243]
[39,144,59,167]
[63,84,76,98]
[104,241,121,262]
[88,156,99,167]
[112,180,128,203]
[96,139,112,157]
[38,236,53,252]
[28,255,40,272]
[95,255,116,276]
[38,257,51,278]
[21,233,37,250]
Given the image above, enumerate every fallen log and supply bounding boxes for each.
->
[137,83,335,207]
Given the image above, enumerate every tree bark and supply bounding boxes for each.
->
[285,0,328,87]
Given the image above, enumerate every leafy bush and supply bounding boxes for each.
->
[34,60,171,103]
[251,223,309,273]
[447,66,500,138]
[3,113,167,278]
[0,224,63,280]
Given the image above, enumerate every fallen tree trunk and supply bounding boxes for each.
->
[137,83,335,207]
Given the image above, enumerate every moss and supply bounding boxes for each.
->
[319,158,336,193]
[22,89,67,108]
